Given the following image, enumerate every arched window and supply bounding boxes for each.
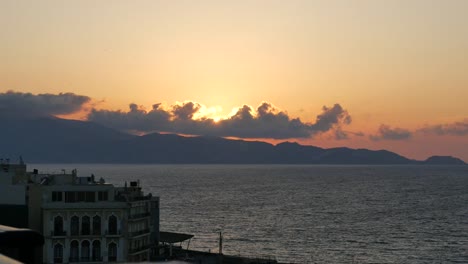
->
[92,240,101,261]
[53,216,64,236]
[53,243,63,263]
[82,215,90,235]
[81,240,90,262]
[70,215,79,236]
[108,242,117,262]
[108,215,117,235]
[92,215,101,235]
[70,240,79,262]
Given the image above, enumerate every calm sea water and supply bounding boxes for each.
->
[32,164,468,263]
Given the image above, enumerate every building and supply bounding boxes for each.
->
[0,159,160,263]
[0,158,29,228]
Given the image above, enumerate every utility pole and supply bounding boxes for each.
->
[219,231,223,255]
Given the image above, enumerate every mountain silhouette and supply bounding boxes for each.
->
[0,116,465,165]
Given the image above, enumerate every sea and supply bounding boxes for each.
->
[31,164,468,264]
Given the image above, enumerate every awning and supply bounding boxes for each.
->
[0,225,44,247]
[160,231,194,243]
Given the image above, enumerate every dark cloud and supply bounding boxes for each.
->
[88,101,352,139]
[0,91,90,118]
[311,104,352,132]
[333,128,349,140]
[215,102,311,138]
[370,124,412,141]
[352,131,365,137]
[418,119,468,136]
[88,103,171,131]
[172,102,201,120]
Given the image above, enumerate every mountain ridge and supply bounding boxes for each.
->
[0,116,465,165]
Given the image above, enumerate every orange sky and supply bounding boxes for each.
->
[1,1,467,161]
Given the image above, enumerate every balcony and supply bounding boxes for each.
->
[128,212,151,220]
[51,230,67,237]
[91,257,103,262]
[128,245,151,254]
[129,228,150,237]
[68,256,104,263]
[105,229,122,237]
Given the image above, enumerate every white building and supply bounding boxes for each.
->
[1,159,160,263]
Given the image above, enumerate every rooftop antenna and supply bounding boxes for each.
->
[19,155,24,165]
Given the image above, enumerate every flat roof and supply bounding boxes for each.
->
[160,231,194,243]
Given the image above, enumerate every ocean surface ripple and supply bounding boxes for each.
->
[32,164,468,263]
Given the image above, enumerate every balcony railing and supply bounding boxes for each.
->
[115,195,152,202]
[129,212,151,220]
[129,245,151,254]
[68,257,103,263]
[68,230,102,237]
[91,257,103,262]
[51,230,67,237]
[129,228,150,237]
[105,229,122,236]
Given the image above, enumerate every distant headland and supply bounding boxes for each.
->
[0,116,465,165]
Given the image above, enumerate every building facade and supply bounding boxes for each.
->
[1,159,159,263]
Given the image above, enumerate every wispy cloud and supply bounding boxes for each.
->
[418,119,468,136]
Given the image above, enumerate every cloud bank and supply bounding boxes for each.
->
[88,102,352,139]
[370,124,412,141]
[419,119,468,136]
[4,91,465,143]
[0,91,90,118]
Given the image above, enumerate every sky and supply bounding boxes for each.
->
[1,0,467,161]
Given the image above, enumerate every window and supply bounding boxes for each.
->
[108,243,117,262]
[82,216,90,235]
[52,191,62,202]
[53,216,64,236]
[92,240,101,261]
[81,241,90,262]
[53,243,63,263]
[65,192,95,203]
[85,192,95,202]
[70,216,79,236]
[65,192,76,203]
[78,192,85,202]
[70,241,79,262]
[108,215,117,235]
[92,215,101,235]
[98,191,108,201]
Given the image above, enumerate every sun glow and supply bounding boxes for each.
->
[192,104,224,122]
